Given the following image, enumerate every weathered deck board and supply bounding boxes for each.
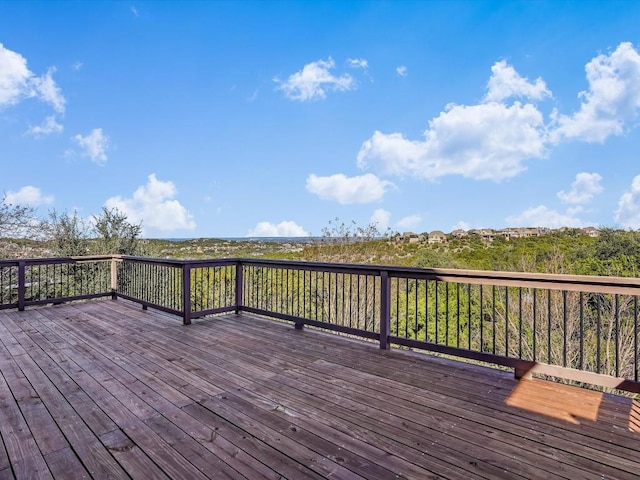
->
[0,299,638,479]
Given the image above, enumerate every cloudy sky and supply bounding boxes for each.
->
[2,1,640,238]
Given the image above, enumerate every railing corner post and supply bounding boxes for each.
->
[182,263,192,325]
[110,256,118,300]
[379,270,391,350]
[514,365,533,380]
[17,260,26,312]
[235,261,243,314]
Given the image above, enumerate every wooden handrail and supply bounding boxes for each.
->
[2,254,640,393]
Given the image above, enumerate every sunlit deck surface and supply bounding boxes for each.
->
[1,300,639,480]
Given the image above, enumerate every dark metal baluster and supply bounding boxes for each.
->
[562,290,567,367]
[426,280,431,342]
[395,277,400,336]
[404,277,409,338]
[615,294,620,378]
[635,296,638,382]
[533,289,537,362]
[547,289,552,365]
[467,283,472,350]
[271,267,276,312]
[328,271,332,323]
[336,272,340,324]
[296,268,300,317]
[456,283,461,348]
[518,287,523,358]
[357,274,361,329]
[255,267,259,309]
[446,282,450,346]
[492,285,496,354]
[364,275,369,330]
[287,268,292,314]
[414,279,419,340]
[504,287,509,357]
[341,272,345,326]
[348,274,353,329]
[314,271,318,320]
[563,291,568,368]
[322,271,326,321]
[373,276,377,331]
[425,280,429,342]
[435,280,440,344]
[580,292,584,370]
[479,284,483,352]
[597,295,601,374]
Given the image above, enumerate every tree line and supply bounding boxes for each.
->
[1,195,146,258]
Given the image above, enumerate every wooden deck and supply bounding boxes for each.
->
[0,300,638,479]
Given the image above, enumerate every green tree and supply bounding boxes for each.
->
[44,210,91,256]
[92,207,143,255]
[45,207,146,257]
[594,228,640,260]
[0,195,39,258]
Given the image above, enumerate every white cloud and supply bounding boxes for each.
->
[357,60,552,182]
[614,175,640,228]
[348,58,368,69]
[484,60,551,103]
[0,43,31,108]
[357,100,546,181]
[104,174,196,236]
[73,128,109,165]
[5,186,54,207]
[452,220,471,231]
[30,68,65,113]
[396,65,408,77]
[557,172,603,204]
[0,44,65,113]
[506,205,585,228]
[370,209,390,230]
[396,214,422,230]
[26,115,63,137]
[247,221,308,237]
[551,42,640,143]
[274,57,355,101]
[306,173,393,204]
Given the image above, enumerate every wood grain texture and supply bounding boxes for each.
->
[0,299,637,479]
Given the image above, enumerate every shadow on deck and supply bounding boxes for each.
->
[0,299,638,479]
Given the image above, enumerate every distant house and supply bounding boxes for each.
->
[500,227,549,240]
[451,229,468,239]
[398,231,422,244]
[581,226,600,238]
[473,228,496,243]
[428,231,447,244]
[499,228,518,241]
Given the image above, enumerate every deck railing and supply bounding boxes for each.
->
[1,255,639,394]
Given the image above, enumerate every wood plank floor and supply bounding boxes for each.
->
[0,300,638,479]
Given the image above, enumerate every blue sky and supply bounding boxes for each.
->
[2,1,640,238]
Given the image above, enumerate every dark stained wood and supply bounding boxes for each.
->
[0,299,638,479]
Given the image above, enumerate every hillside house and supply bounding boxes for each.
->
[581,226,600,237]
[428,231,447,244]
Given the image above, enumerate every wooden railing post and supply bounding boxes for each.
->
[110,256,118,300]
[182,263,192,325]
[17,260,25,312]
[235,261,243,314]
[379,270,390,350]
